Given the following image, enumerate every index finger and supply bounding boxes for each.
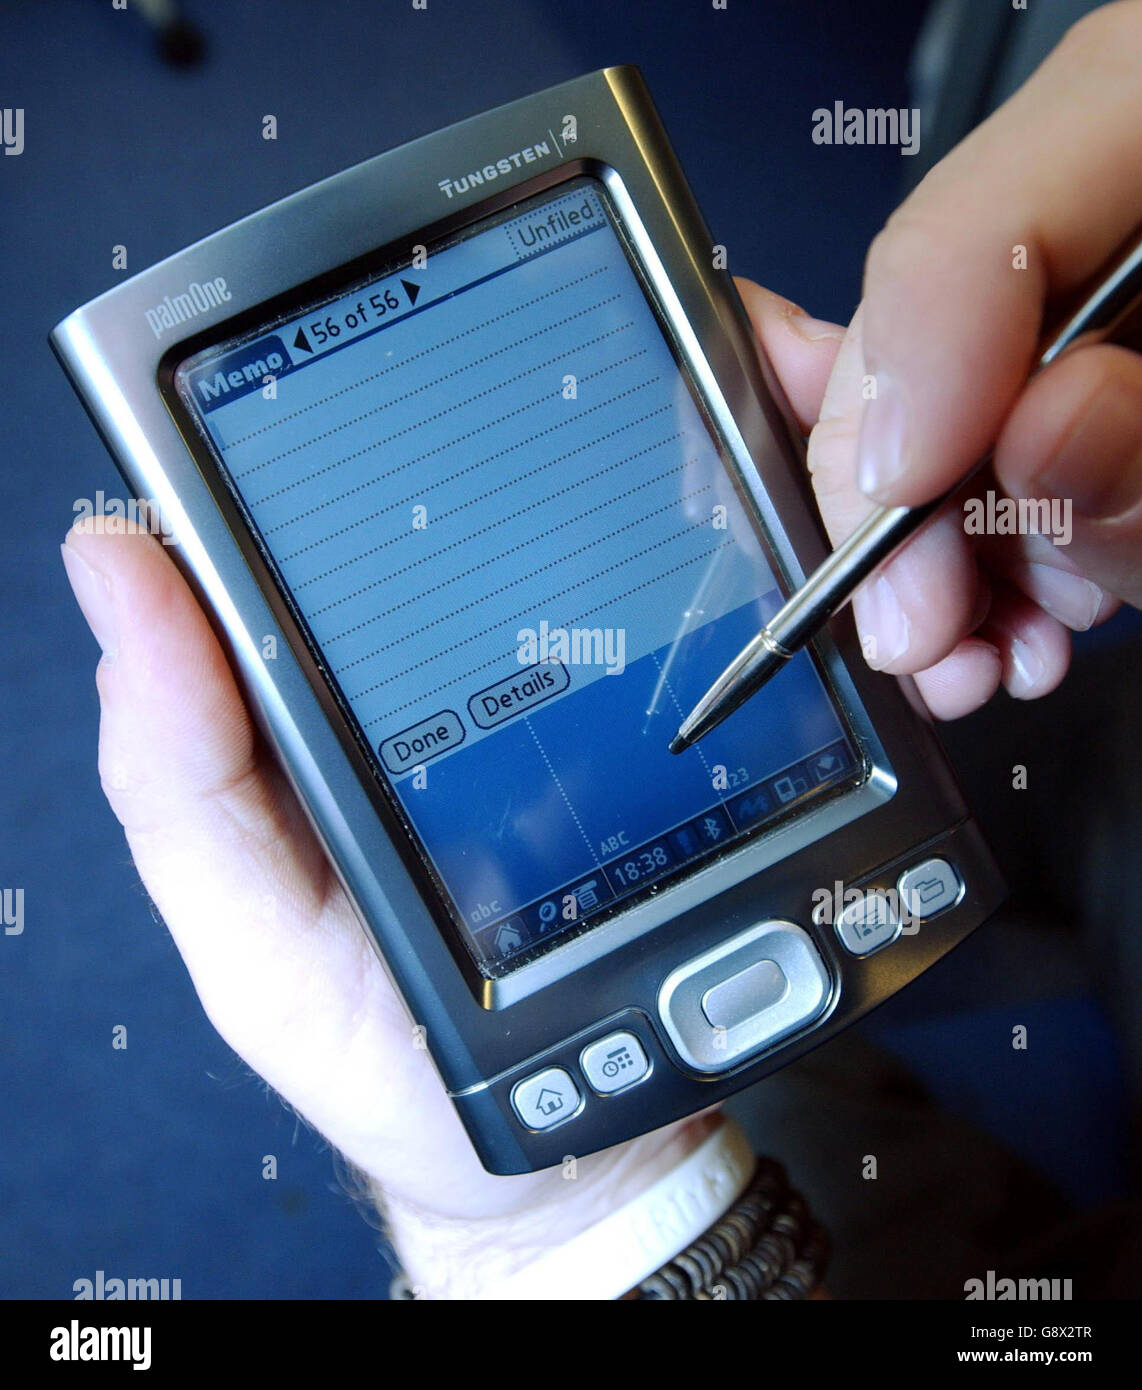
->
[855,0,1142,506]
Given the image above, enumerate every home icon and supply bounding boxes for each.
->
[495,922,523,953]
[535,1087,564,1117]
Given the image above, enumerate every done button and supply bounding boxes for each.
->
[379,709,465,775]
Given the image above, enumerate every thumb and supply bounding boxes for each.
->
[57,519,410,1151]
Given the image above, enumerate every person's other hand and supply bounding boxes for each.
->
[789,0,1142,718]
[60,287,845,1299]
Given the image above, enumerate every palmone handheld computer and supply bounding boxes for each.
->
[53,67,1004,1174]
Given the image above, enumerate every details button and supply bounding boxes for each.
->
[468,661,569,730]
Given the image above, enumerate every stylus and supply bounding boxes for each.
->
[670,228,1142,755]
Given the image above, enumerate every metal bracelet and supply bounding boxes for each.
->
[632,1156,829,1301]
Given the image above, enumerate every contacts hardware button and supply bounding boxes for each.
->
[835,892,902,957]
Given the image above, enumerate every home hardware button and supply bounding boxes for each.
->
[510,1067,582,1131]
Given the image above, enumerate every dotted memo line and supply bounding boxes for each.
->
[265,370,659,536]
[362,539,736,725]
[323,484,713,645]
[649,649,717,787]
[308,446,690,617]
[245,313,629,495]
[351,527,731,697]
[225,264,612,449]
[524,719,600,867]
[341,519,711,674]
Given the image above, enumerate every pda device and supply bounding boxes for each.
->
[53,67,1004,1174]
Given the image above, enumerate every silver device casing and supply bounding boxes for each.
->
[53,67,1003,1173]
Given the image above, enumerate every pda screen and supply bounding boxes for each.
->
[175,176,860,975]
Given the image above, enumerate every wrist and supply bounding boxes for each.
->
[378,1112,723,1299]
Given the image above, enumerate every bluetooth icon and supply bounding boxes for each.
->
[701,816,723,843]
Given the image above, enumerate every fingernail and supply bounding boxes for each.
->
[1018,563,1104,631]
[784,308,846,343]
[852,574,911,669]
[61,539,119,661]
[1034,376,1142,519]
[856,370,909,499]
[1007,636,1044,699]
